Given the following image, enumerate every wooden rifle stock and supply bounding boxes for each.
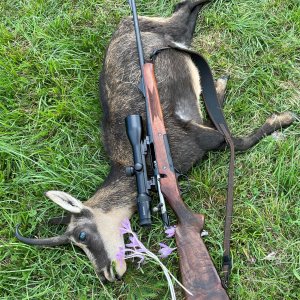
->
[143,63,229,299]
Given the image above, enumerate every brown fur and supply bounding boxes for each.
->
[18,0,295,283]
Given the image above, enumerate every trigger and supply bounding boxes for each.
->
[175,168,191,194]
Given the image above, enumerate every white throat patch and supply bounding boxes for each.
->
[93,206,134,275]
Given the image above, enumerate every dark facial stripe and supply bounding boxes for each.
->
[70,213,111,277]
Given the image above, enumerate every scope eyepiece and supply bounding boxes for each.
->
[137,193,152,226]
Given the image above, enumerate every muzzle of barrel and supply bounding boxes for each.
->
[125,115,152,226]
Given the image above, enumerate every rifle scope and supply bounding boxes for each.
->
[125,115,152,226]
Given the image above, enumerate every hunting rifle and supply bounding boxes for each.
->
[125,0,234,299]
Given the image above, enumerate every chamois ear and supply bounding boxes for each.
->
[45,191,84,214]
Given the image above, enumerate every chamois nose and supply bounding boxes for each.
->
[115,273,122,281]
[101,262,126,282]
[98,265,121,282]
[114,258,127,279]
[98,271,108,283]
[102,266,116,282]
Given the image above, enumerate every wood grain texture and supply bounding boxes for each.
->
[176,224,229,300]
[143,63,229,299]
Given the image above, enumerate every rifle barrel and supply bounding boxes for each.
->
[128,0,154,150]
[129,0,145,73]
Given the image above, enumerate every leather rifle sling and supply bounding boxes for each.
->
[151,46,235,288]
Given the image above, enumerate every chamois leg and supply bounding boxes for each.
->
[215,76,229,106]
[174,0,211,14]
[170,120,225,172]
[203,76,229,127]
[173,0,211,46]
[168,0,211,46]
[174,112,295,165]
[219,112,296,151]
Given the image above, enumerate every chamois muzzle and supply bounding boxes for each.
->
[15,224,69,246]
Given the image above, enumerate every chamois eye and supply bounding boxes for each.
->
[78,231,87,242]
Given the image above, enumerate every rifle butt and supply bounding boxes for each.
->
[175,220,229,300]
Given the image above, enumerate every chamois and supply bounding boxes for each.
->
[16,0,295,282]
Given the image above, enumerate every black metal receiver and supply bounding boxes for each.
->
[125,0,169,228]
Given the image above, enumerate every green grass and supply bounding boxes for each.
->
[0,0,299,299]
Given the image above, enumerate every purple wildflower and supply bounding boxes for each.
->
[129,234,148,252]
[158,243,176,258]
[117,219,147,266]
[116,218,191,299]
[120,218,132,234]
[135,253,145,267]
[116,246,125,267]
[165,226,176,238]
[126,235,141,248]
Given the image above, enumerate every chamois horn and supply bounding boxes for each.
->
[15,224,69,246]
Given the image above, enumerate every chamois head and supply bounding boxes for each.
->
[16,191,133,282]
